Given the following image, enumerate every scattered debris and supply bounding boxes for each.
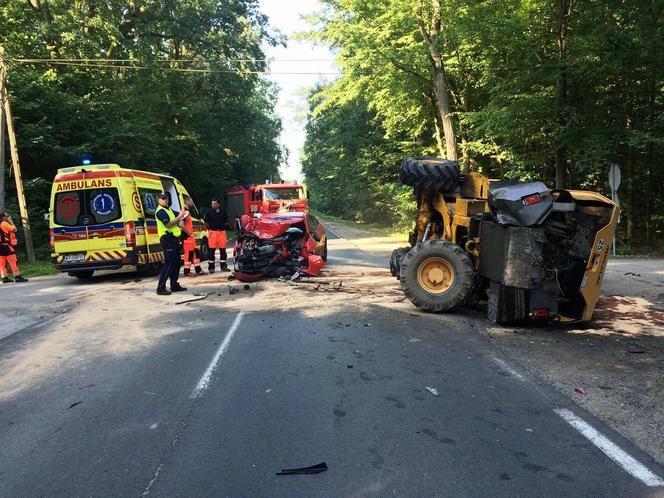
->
[624,272,641,277]
[347,364,354,369]
[425,386,440,397]
[228,274,236,281]
[144,391,156,395]
[574,387,587,395]
[243,284,251,291]
[627,347,646,354]
[134,279,142,283]
[67,401,83,409]
[228,285,239,295]
[175,292,213,305]
[276,462,328,475]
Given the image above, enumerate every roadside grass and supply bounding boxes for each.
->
[13,257,58,278]
[312,210,409,240]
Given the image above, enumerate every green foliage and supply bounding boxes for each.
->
[302,86,416,229]
[1,0,284,223]
[303,0,664,247]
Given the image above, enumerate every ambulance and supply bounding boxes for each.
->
[49,164,206,279]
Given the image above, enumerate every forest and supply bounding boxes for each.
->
[302,0,664,252]
[0,0,283,258]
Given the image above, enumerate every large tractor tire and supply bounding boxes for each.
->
[400,157,461,192]
[400,240,474,312]
[390,246,411,279]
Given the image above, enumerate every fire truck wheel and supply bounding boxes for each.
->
[400,157,461,192]
[400,240,474,312]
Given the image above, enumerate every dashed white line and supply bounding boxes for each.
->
[190,311,244,398]
[555,408,664,487]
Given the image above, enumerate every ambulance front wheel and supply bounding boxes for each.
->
[69,270,95,280]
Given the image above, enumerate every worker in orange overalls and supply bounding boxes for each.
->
[180,196,208,277]
[0,212,28,283]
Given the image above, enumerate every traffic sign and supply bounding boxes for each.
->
[609,164,621,192]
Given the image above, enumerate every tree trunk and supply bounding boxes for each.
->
[416,0,458,162]
[432,63,458,161]
[555,0,574,188]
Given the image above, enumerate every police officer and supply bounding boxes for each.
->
[155,192,187,295]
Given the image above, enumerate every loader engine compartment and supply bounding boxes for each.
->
[478,189,614,322]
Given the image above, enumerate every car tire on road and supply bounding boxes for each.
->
[400,240,474,312]
[400,156,461,192]
[321,239,328,262]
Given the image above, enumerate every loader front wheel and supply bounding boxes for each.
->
[400,240,474,312]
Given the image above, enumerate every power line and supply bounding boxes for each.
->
[9,59,341,75]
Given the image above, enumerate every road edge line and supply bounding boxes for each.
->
[190,310,244,398]
[555,408,664,487]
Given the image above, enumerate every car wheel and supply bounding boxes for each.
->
[321,239,328,262]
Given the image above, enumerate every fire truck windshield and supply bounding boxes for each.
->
[263,188,303,201]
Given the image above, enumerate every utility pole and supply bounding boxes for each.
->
[0,79,5,212]
[0,46,35,263]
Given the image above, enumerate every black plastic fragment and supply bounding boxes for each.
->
[276,462,327,475]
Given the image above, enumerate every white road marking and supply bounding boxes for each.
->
[555,408,664,487]
[320,221,343,240]
[190,311,244,398]
[491,356,525,381]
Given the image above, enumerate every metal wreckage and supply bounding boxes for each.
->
[232,212,327,282]
[390,157,619,324]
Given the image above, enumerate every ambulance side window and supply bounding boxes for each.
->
[54,191,82,227]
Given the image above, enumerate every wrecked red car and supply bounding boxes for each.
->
[233,212,328,282]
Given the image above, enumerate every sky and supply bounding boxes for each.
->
[258,0,338,182]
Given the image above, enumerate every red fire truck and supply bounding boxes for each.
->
[227,182,307,222]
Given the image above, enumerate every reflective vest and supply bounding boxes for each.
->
[155,206,182,237]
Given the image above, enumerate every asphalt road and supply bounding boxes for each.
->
[1,231,663,497]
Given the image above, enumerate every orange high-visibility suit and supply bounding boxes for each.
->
[182,213,207,276]
[0,218,26,283]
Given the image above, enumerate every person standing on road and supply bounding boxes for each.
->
[155,193,187,295]
[203,198,229,273]
[181,195,208,278]
[0,212,28,283]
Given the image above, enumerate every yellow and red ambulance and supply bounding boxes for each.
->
[49,164,206,279]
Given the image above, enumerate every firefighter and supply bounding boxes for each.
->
[203,198,229,272]
[155,193,187,295]
[0,212,28,283]
[181,195,207,277]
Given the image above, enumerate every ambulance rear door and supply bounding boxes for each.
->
[132,171,166,263]
[83,171,127,263]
